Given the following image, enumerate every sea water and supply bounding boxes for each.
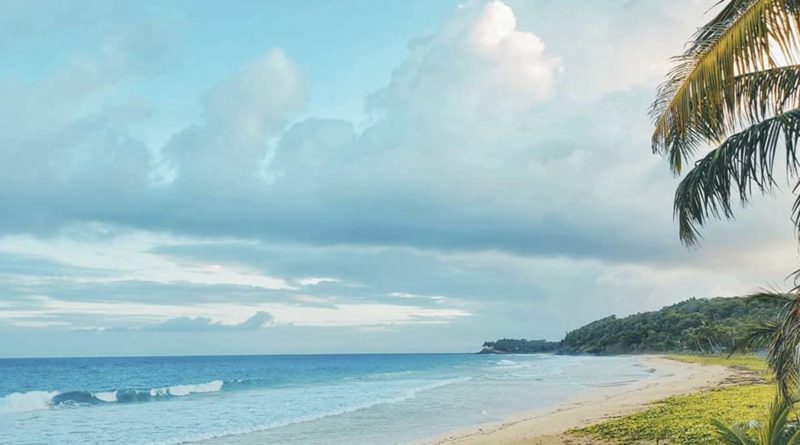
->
[0,354,654,444]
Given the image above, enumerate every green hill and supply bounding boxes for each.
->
[482,296,783,354]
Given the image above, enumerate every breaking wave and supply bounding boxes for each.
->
[0,380,224,414]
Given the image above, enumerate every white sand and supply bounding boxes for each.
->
[415,356,733,445]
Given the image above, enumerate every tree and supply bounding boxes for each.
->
[653,0,800,398]
[651,0,800,245]
[735,292,800,399]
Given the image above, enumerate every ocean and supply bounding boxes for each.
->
[0,353,654,444]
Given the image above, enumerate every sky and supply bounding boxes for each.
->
[1,0,799,357]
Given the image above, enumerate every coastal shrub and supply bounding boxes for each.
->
[668,354,768,373]
[577,384,774,444]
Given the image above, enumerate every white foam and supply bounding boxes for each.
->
[94,391,118,403]
[0,390,58,413]
[160,377,471,445]
[151,380,224,397]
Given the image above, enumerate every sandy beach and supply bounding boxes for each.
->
[416,356,734,445]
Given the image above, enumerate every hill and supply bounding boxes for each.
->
[480,338,559,354]
[482,296,783,354]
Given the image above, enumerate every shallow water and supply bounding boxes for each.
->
[0,354,653,444]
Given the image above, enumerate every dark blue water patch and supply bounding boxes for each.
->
[52,391,105,406]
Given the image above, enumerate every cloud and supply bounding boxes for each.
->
[507,0,710,99]
[143,311,274,332]
[0,296,471,330]
[164,49,307,191]
[367,0,560,123]
[1,0,789,264]
[1,0,799,356]
[0,234,294,291]
[0,0,650,261]
[296,277,340,286]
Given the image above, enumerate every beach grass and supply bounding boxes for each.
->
[573,355,772,444]
[667,354,768,373]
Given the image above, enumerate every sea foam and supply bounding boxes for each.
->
[0,379,225,414]
[0,391,60,413]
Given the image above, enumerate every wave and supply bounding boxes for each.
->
[0,391,59,413]
[0,380,224,414]
[167,377,472,445]
[493,359,531,370]
[0,374,460,417]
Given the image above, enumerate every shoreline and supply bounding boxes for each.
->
[413,355,734,445]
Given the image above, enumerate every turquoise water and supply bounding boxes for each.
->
[0,354,654,444]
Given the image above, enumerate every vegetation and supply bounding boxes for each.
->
[714,397,800,445]
[649,0,800,246]
[482,296,783,354]
[670,354,768,373]
[579,383,773,445]
[647,0,800,428]
[734,293,800,399]
[576,355,773,444]
[561,297,783,354]
[480,338,558,354]
[598,0,800,442]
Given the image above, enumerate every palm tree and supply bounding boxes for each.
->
[651,0,800,245]
[654,0,800,396]
[714,396,800,444]
[735,292,800,398]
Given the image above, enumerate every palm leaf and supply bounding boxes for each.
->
[652,0,800,174]
[772,295,800,399]
[673,108,800,245]
[785,418,800,444]
[730,292,800,398]
[714,418,759,444]
[733,65,800,125]
[762,396,794,444]
[731,319,780,354]
[749,291,799,305]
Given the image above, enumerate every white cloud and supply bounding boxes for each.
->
[0,296,471,329]
[143,311,274,331]
[472,1,517,46]
[0,233,294,290]
[164,49,307,191]
[297,277,340,286]
[507,0,710,99]
[470,1,560,99]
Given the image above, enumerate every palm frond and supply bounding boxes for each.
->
[785,417,800,444]
[733,65,800,124]
[767,293,800,399]
[731,319,780,354]
[749,291,799,304]
[762,396,795,444]
[733,292,800,398]
[652,0,800,174]
[713,418,759,444]
[673,108,800,245]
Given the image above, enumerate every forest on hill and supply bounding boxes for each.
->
[482,296,783,354]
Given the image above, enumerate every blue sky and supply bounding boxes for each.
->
[1,0,797,357]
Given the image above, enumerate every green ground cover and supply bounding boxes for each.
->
[574,355,772,444]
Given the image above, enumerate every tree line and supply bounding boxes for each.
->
[482,296,784,354]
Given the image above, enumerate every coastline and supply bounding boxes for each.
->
[413,355,734,445]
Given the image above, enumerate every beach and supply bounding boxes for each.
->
[192,355,732,445]
[418,356,734,445]
[2,354,732,445]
